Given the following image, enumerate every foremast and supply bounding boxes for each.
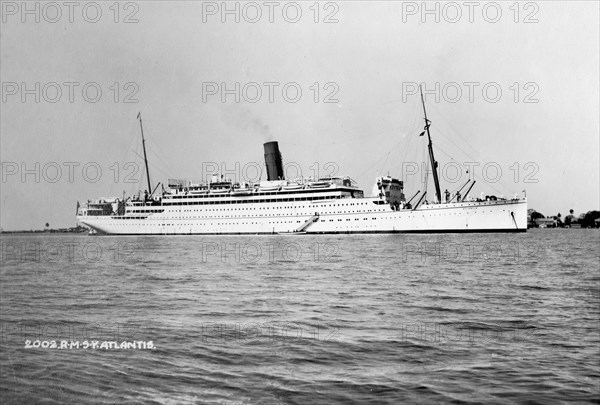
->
[137,112,152,195]
[419,85,442,203]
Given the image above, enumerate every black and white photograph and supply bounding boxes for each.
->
[1,0,599,403]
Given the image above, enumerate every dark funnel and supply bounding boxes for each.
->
[263,141,285,181]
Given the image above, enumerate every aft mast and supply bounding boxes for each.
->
[137,112,152,196]
[419,85,442,203]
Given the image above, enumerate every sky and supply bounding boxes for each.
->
[1,1,599,230]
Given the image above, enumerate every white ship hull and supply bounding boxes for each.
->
[78,197,527,235]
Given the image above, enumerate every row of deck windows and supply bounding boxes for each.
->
[161,195,343,205]
[127,200,379,214]
[110,215,405,228]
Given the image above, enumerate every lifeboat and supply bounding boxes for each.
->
[258,180,285,192]
[282,183,304,190]
[259,185,281,192]
[307,180,331,188]
[209,188,230,194]
[232,188,253,196]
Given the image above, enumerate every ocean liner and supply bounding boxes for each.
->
[77,92,527,234]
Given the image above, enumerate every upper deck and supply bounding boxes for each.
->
[141,178,364,207]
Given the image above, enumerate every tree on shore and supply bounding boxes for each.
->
[565,209,576,226]
[580,211,600,228]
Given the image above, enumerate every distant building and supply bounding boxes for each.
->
[535,218,557,228]
[528,209,545,228]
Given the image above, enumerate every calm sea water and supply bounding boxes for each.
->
[1,230,598,404]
